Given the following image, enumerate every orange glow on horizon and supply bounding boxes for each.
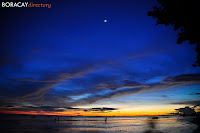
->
[0,109,174,116]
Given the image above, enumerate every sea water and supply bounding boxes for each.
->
[0,115,197,133]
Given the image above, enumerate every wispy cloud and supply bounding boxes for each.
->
[0,105,118,113]
[171,100,200,106]
[68,74,200,106]
[1,47,200,113]
[189,93,200,95]
[3,51,157,102]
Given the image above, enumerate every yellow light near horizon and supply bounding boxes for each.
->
[0,104,190,116]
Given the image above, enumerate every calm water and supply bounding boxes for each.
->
[0,115,197,133]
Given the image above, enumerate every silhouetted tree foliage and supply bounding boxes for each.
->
[148,0,200,67]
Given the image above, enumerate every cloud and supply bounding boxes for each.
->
[1,47,200,113]
[83,107,118,113]
[66,107,80,110]
[68,74,200,106]
[9,78,35,82]
[161,95,168,98]
[9,78,62,83]
[5,105,14,107]
[171,100,200,106]
[162,74,200,83]
[94,80,145,90]
[8,73,197,108]
[91,107,117,111]
[189,93,200,95]
[3,51,154,102]
[0,105,118,113]
[1,73,200,114]
[12,66,96,101]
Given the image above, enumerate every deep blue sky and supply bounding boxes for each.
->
[0,0,199,115]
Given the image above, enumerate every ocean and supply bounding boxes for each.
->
[0,115,197,133]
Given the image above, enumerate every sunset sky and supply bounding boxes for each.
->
[1,0,200,116]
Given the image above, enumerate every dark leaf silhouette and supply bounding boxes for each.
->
[148,0,200,67]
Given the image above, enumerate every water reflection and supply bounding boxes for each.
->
[0,115,197,133]
[143,117,163,133]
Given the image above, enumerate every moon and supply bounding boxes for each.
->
[104,20,107,23]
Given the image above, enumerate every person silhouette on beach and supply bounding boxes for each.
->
[105,117,107,122]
